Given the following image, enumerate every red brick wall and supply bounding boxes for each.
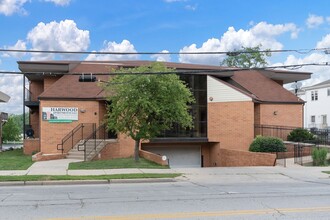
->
[218,148,276,166]
[258,104,303,127]
[23,138,40,155]
[139,150,168,166]
[99,101,107,123]
[98,134,135,159]
[29,108,40,138]
[29,81,43,101]
[208,101,254,151]
[39,100,102,154]
[209,142,221,166]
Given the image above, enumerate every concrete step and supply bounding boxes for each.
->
[67,139,117,161]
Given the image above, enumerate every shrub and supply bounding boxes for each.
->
[312,148,328,166]
[287,128,314,142]
[249,136,286,153]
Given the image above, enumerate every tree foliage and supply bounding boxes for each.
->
[2,115,21,142]
[287,128,315,142]
[103,62,195,161]
[221,45,271,68]
[249,136,286,153]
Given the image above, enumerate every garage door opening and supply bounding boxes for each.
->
[143,145,201,168]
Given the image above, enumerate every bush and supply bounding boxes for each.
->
[287,128,314,142]
[312,148,328,166]
[249,136,286,153]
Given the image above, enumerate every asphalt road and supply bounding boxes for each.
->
[1,167,330,220]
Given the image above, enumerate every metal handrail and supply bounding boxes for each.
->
[77,123,109,161]
[57,123,95,154]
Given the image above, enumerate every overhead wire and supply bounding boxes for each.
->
[0,47,330,55]
[0,62,330,76]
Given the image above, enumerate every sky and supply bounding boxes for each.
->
[1,0,330,114]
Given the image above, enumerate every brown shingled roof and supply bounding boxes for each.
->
[39,75,110,100]
[230,70,304,103]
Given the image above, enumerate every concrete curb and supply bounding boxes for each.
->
[0,178,177,187]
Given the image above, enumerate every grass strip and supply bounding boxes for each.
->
[69,157,169,170]
[0,173,180,182]
[0,149,34,170]
[322,171,330,174]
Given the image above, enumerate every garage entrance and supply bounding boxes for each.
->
[143,145,201,168]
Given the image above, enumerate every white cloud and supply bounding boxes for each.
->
[26,19,90,60]
[2,40,26,58]
[276,34,330,86]
[179,22,299,65]
[316,34,330,48]
[306,14,324,28]
[151,50,171,62]
[43,0,71,6]
[278,53,330,87]
[86,40,139,61]
[0,0,28,16]
[0,74,23,114]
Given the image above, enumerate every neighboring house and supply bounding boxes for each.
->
[298,79,330,129]
[18,60,311,167]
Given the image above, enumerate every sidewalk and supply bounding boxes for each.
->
[0,158,329,185]
[0,159,178,176]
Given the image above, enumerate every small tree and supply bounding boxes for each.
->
[221,45,271,68]
[2,116,21,142]
[287,128,315,142]
[103,63,195,161]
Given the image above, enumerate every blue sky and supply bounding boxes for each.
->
[1,0,330,114]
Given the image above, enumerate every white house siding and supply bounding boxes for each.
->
[299,84,330,129]
[207,76,252,103]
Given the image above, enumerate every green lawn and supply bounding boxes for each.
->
[322,171,330,174]
[0,148,34,170]
[69,157,169,170]
[0,173,180,182]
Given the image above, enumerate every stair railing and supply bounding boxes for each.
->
[57,123,95,154]
[77,123,114,161]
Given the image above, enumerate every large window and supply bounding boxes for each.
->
[159,75,207,138]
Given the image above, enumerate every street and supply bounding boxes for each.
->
[1,167,330,220]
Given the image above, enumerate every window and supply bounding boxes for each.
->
[322,115,327,125]
[311,115,315,123]
[328,88,330,96]
[159,75,207,138]
[311,90,318,101]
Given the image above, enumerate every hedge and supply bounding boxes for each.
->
[249,136,286,153]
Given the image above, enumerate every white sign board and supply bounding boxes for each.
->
[42,107,78,122]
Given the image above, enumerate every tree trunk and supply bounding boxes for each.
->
[134,139,140,162]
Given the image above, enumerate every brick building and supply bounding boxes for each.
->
[19,60,311,167]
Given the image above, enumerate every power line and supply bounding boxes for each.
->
[1,48,330,55]
[0,62,329,76]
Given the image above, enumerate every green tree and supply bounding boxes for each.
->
[221,45,271,68]
[103,63,195,161]
[2,115,21,142]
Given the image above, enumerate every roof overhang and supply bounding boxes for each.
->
[260,69,312,84]
[18,61,79,81]
[0,91,10,102]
